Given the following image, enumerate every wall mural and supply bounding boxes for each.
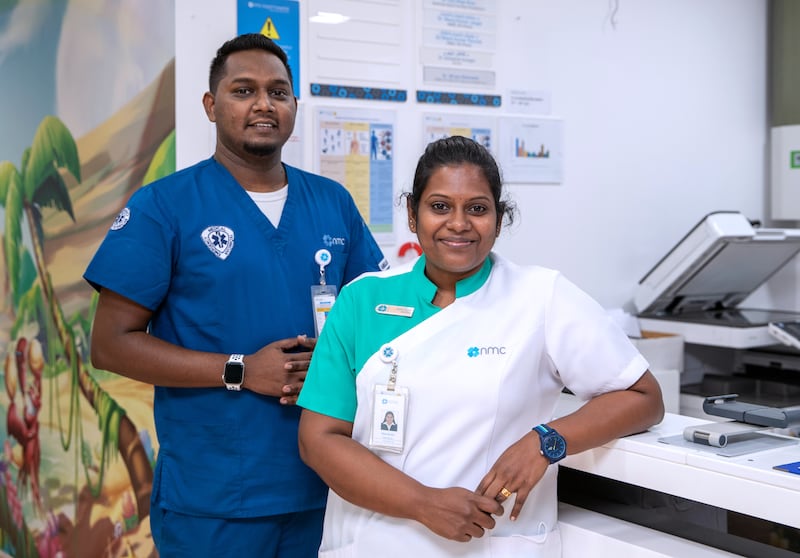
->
[0,1,175,556]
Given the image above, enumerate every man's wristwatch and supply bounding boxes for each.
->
[532,424,567,464]
[222,354,245,391]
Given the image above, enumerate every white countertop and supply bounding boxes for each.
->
[555,395,800,528]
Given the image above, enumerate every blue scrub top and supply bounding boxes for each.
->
[84,157,386,517]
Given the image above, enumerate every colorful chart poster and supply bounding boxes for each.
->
[237,0,301,98]
[498,116,564,184]
[422,113,495,154]
[315,107,396,241]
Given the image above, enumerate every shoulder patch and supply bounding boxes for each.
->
[110,207,130,231]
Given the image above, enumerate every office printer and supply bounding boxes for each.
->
[634,211,800,348]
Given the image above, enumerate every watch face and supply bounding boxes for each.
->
[224,363,244,384]
[543,433,567,461]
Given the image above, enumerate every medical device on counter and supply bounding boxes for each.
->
[682,420,764,448]
[702,394,800,428]
[669,394,800,453]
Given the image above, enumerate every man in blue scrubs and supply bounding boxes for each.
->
[84,33,386,557]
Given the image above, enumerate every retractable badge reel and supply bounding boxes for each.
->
[311,249,338,337]
[369,344,409,453]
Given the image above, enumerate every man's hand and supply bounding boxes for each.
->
[244,335,317,403]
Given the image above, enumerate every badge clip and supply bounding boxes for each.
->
[311,249,337,336]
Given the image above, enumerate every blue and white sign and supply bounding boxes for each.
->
[237,0,301,98]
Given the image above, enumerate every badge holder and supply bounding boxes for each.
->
[311,249,338,337]
[369,344,409,454]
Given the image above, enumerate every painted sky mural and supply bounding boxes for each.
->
[0,1,175,556]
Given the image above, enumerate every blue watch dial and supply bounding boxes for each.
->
[533,424,567,463]
[542,433,566,460]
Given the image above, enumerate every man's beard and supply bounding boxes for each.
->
[244,142,278,157]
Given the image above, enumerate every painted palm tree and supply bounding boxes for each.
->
[0,116,153,521]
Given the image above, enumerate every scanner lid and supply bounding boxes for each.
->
[635,211,800,316]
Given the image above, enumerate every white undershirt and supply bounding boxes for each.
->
[247,184,288,227]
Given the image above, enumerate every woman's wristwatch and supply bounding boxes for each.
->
[532,424,567,464]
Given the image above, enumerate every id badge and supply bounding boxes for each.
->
[369,384,409,453]
[311,284,338,337]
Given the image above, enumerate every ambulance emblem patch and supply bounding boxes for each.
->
[110,207,130,231]
[201,226,234,260]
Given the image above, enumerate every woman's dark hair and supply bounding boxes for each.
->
[208,33,293,94]
[405,136,516,226]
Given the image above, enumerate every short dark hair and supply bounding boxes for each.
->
[208,33,293,94]
[406,136,516,227]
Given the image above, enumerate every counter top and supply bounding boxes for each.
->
[555,396,800,528]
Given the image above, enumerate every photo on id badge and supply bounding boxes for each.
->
[380,410,399,431]
[371,388,407,452]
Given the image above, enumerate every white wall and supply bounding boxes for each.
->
[176,0,780,310]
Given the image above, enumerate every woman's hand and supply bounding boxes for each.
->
[416,487,503,542]
[475,431,548,521]
[300,410,504,542]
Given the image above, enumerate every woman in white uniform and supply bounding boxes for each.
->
[297,136,665,557]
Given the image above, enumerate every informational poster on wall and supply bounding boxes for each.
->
[237,0,301,98]
[498,116,564,184]
[506,89,552,115]
[307,0,409,91]
[315,107,396,242]
[418,0,497,88]
[422,113,495,154]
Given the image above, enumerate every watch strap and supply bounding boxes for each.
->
[533,424,554,436]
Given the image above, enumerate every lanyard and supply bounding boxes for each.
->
[379,344,399,391]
